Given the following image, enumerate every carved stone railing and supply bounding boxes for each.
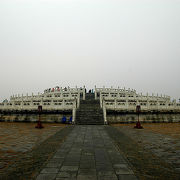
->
[0,86,86,124]
[0,97,77,111]
[101,97,180,112]
[95,86,179,113]
[10,87,85,101]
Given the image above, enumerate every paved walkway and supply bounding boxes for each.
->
[36,125,138,180]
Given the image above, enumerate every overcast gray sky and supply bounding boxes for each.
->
[0,0,180,101]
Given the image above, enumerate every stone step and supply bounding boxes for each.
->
[76,120,104,123]
[76,116,103,119]
[76,93,104,125]
[77,113,102,116]
[81,99,99,102]
[76,122,104,125]
[77,111,102,116]
[76,116,103,120]
[77,110,102,113]
[79,102,100,105]
[77,107,100,110]
[76,119,103,122]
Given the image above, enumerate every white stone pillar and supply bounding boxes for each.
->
[173,99,177,112]
[78,97,80,108]
[72,107,76,124]
[147,100,150,112]
[83,86,85,100]
[30,99,33,110]
[60,93,63,99]
[115,98,117,109]
[100,93,103,108]
[103,100,107,125]
[117,93,120,99]
[20,101,23,110]
[62,99,65,109]
[40,97,43,106]
[157,101,160,112]
[125,100,129,111]
[95,85,97,100]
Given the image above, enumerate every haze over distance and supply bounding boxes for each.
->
[0,0,180,102]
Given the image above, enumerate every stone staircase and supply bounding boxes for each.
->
[76,93,104,125]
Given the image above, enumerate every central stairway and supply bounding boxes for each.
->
[76,93,104,125]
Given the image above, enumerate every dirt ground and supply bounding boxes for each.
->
[0,122,67,172]
[0,122,67,150]
[110,123,180,180]
[112,122,180,139]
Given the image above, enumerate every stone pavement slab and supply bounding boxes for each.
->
[36,125,137,180]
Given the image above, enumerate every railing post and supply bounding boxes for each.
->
[100,93,103,108]
[83,86,85,100]
[95,85,97,100]
[62,99,65,109]
[72,105,76,124]
[157,101,160,112]
[103,100,107,125]
[147,100,150,112]
[125,99,129,111]
[20,101,23,111]
[115,98,117,110]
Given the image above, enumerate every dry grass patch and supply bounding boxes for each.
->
[111,123,180,139]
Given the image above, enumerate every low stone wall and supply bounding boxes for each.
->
[1,113,180,124]
[0,113,72,123]
[107,113,180,123]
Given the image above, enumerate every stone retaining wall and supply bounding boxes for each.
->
[0,113,72,123]
[107,113,180,123]
[1,113,180,124]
